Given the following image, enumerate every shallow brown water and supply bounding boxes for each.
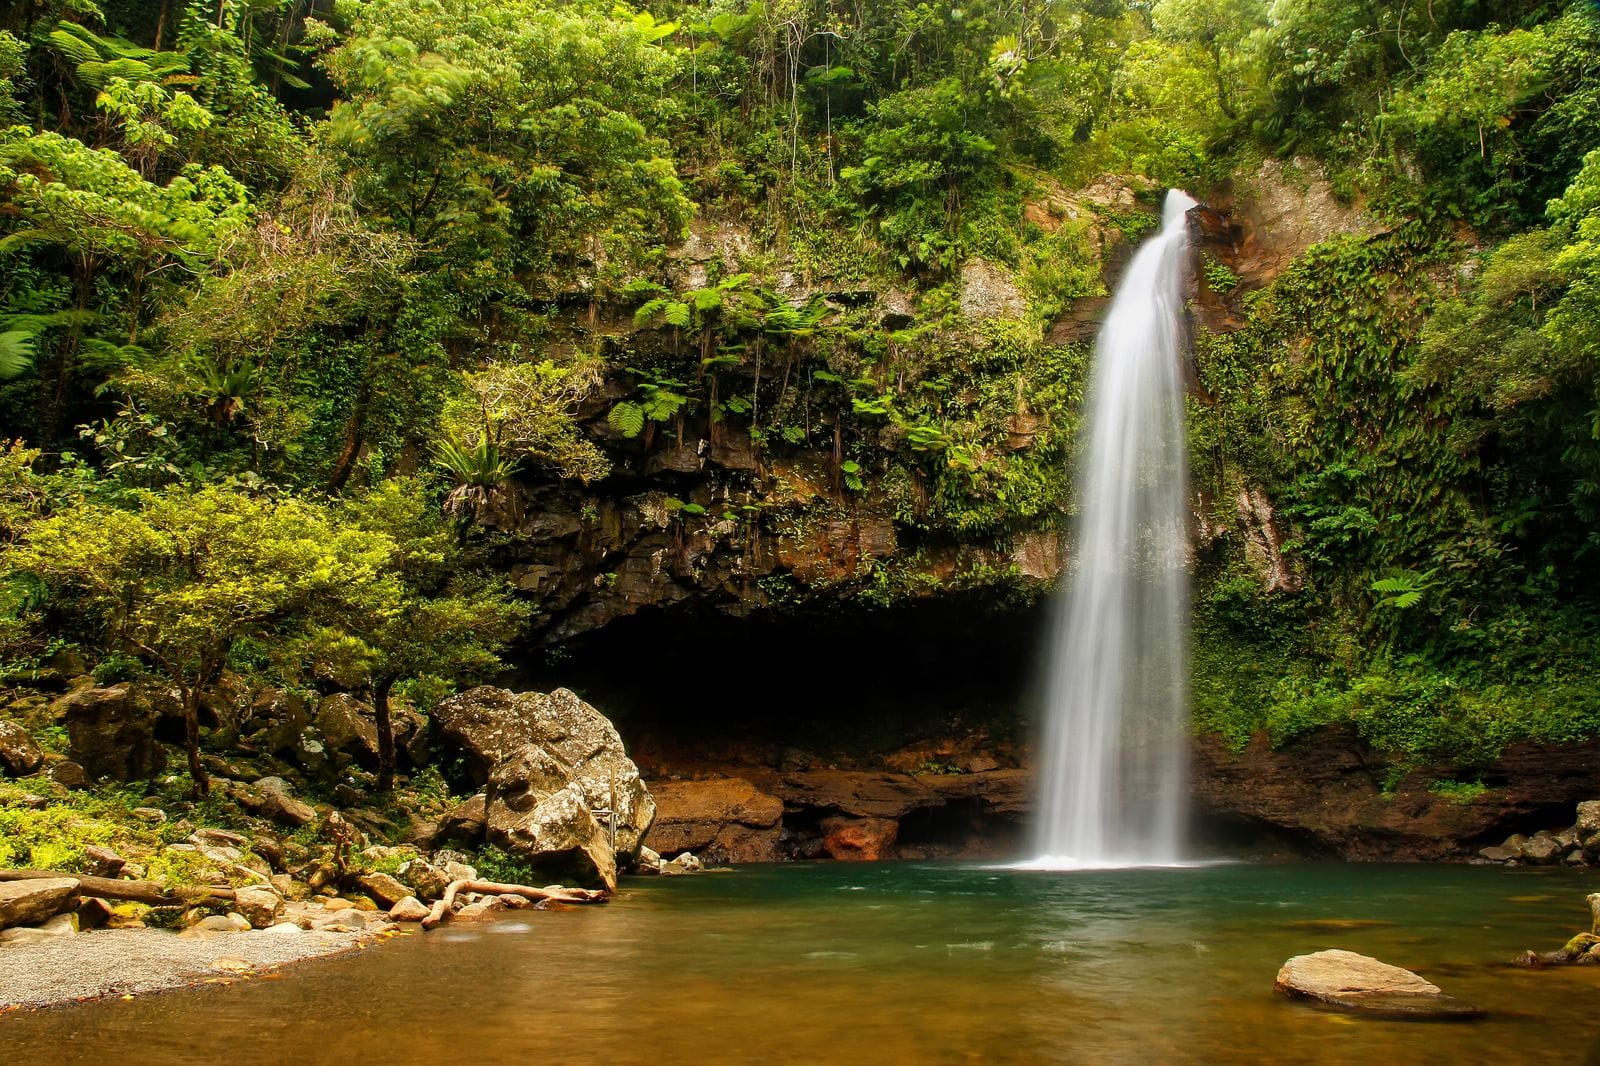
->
[4,862,1600,1064]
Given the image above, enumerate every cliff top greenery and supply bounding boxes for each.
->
[1,0,1599,778]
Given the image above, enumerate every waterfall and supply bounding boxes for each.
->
[1030,189,1196,869]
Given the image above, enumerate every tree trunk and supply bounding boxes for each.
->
[183,686,209,798]
[422,879,607,928]
[0,869,233,906]
[373,675,396,793]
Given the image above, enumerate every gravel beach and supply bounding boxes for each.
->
[0,926,376,1010]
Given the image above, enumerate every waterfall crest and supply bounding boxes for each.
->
[1030,189,1196,869]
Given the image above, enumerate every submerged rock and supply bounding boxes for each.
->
[1274,949,1484,1019]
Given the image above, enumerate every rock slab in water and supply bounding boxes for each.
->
[0,878,80,931]
[1274,950,1484,1019]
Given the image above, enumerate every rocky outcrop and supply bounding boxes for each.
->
[48,684,169,781]
[1274,949,1483,1019]
[1191,727,1600,860]
[647,778,784,863]
[433,686,655,890]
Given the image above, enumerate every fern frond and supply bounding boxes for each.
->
[607,401,646,438]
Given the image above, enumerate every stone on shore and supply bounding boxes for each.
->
[1274,949,1484,1019]
[0,720,43,777]
[358,873,414,909]
[0,878,80,931]
[389,896,430,922]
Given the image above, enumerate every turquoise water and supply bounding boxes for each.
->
[4,862,1600,1064]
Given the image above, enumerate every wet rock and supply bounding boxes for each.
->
[49,683,169,781]
[1477,845,1517,863]
[0,721,43,776]
[660,852,703,876]
[635,846,662,875]
[1274,949,1483,1019]
[648,778,783,864]
[358,873,413,909]
[389,896,430,922]
[0,878,79,930]
[454,899,505,921]
[821,816,899,861]
[233,886,285,929]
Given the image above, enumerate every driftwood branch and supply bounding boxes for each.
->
[0,868,236,907]
[421,879,607,929]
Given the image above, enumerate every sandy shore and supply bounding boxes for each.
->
[0,925,381,1011]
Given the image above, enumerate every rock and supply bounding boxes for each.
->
[131,806,167,823]
[959,258,1027,320]
[49,683,169,781]
[397,859,451,901]
[316,693,382,768]
[487,780,616,891]
[0,912,78,944]
[439,858,479,884]
[0,877,79,930]
[48,761,91,790]
[1572,799,1600,834]
[433,794,489,846]
[1477,846,1516,863]
[433,686,655,861]
[1274,949,1484,1019]
[1589,892,1600,935]
[389,896,430,922]
[247,776,316,827]
[310,908,370,932]
[181,913,251,937]
[75,896,116,930]
[81,844,126,878]
[358,873,413,909]
[0,721,43,776]
[1520,833,1563,865]
[233,886,285,929]
[454,899,505,921]
[660,852,704,876]
[240,687,313,757]
[635,846,662,875]
[821,816,899,861]
[1190,727,1600,861]
[648,778,784,864]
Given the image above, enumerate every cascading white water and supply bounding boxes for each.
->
[1029,189,1196,869]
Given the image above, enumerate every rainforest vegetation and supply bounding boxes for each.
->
[2,0,1599,803]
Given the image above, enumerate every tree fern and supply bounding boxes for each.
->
[607,401,646,438]
[0,330,34,380]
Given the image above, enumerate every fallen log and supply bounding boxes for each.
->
[0,868,235,907]
[421,879,607,929]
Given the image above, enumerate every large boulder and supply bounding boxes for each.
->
[0,721,43,777]
[488,780,616,891]
[648,778,783,863]
[0,878,79,931]
[434,687,655,865]
[48,684,169,781]
[1274,949,1484,1019]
